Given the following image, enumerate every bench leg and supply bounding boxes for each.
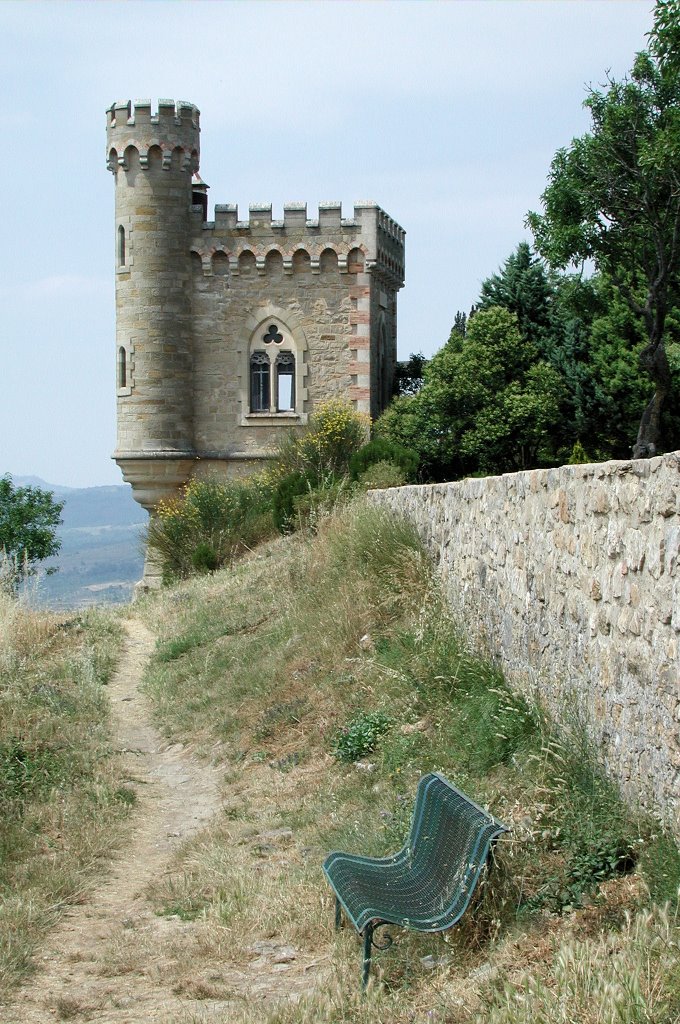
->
[361,923,374,990]
[335,896,342,930]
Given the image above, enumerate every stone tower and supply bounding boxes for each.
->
[106,99,405,554]
[107,99,200,511]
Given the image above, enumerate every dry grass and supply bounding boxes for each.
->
[486,902,680,1024]
[132,499,680,1022]
[0,594,131,999]
[0,587,55,671]
[55,994,88,1020]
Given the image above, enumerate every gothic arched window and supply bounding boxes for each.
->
[276,351,295,411]
[250,351,270,412]
[247,318,302,418]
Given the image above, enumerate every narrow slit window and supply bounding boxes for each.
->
[117,225,126,267]
[276,352,295,411]
[250,351,270,412]
[118,346,127,388]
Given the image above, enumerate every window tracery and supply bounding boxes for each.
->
[248,321,298,415]
[250,351,270,412]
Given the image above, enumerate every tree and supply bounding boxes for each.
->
[450,311,468,339]
[393,352,427,397]
[540,273,607,456]
[477,243,608,459]
[0,476,63,588]
[374,394,444,479]
[478,242,553,345]
[528,0,680,457]
[425,307,565,475]
[376,308,564,479]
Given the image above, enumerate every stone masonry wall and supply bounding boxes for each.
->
[187,201,402,471]
[371,453,680,831]
[190,252,368,464]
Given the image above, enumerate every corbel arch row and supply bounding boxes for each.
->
[107,142,198,173]
[188,244,367,276]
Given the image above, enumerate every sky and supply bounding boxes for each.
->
[0,0,655,488]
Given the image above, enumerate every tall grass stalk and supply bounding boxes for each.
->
[487,904,680,1024]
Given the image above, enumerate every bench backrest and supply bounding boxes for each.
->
[405,772,509,923]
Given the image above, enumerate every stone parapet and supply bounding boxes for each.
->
[370,453,680,834]
[191,201,405,288]
[106,99,200,169]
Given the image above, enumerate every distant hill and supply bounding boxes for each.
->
[12,479,148,611]
[57,485,149,530]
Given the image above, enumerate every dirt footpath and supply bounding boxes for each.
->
[3,619,319,1024]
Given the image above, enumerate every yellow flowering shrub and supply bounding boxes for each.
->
[146,475,275,582]
[274,399,370,480]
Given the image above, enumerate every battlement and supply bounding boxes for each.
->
[200,200,381,232]
[107,98,200,130]
[106,98,200,173]
[375,206,405,246]
[191,200,405,288]
[198,201,404,238]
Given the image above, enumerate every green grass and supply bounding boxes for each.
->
[136,496,680,1024]
[0,599,131,997]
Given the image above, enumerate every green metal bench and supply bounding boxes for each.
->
[323,772,509,987]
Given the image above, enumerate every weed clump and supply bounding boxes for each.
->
[334,712,392,763]
[147,475,275,583]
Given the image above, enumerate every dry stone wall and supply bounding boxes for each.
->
[371,452,680,831]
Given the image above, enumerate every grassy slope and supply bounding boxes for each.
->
[134,498,679,1023]
[0,598,133,998]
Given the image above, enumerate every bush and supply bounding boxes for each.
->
[272,472,317,534]
[191,541,219,573]
[270,401,368,534]
[274,399,369,480]
[273,472,356,534]
[349,438,419,481]
[289,474,354,532]
[568,440,591,464]
[358,460,407,489]
[147,476,275,582]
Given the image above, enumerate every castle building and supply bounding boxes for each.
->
[106,99,405,516]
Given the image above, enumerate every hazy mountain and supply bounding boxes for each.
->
[11,479,148,611]
[13,475,76,494]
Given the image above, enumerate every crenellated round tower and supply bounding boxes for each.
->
[106,99,199,511]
